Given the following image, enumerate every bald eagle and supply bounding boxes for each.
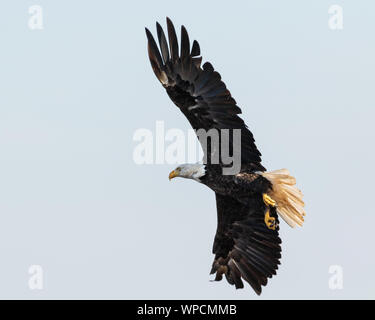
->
[145,18,305,295]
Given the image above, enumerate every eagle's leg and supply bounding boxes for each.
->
[263,193,277,230]
[263,193,276,207]
[264,208,276,231]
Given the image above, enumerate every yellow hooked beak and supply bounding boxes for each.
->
[168,169,180,180]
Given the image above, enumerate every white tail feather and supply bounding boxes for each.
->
[261,169,305,228]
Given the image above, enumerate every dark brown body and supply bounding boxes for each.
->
[200,165,272,200]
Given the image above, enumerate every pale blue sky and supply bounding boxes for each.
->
[0,0,374,299]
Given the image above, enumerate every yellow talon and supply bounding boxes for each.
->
[264,208,276,230]
[263,193,276,207]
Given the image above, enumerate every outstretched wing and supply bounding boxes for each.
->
[145,18,264,171]
[211,193,281,294]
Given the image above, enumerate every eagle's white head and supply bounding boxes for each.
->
[168,163,206,182]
